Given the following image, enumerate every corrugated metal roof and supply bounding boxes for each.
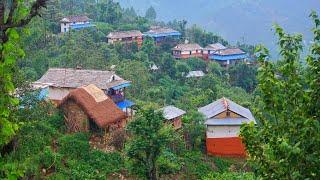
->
[213,48,246,56]
[205,118,251,125]
[204,43,227,51]
[172,43,203,51]
[107,30,143,38]
[144,27,180,34]
[186,71,205,78]
[34,68,130,90]
[61,15,90,23]
[161,106,186,120]
[198,97,256,123]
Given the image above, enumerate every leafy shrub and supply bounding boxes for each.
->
[13,121,59,161]
[182,151,212,178]
[38,146,62,170]
[157,150,182,175]
[213,157,232,172]
[202,172,255,180]
[57,133,90,159]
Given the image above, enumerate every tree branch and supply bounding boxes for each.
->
[1,0,48,32]
[6,0,19,25]
[0,2,4,26]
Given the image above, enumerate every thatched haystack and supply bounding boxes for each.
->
[59,84,127,133]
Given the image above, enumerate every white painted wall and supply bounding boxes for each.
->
[61,23,70,33]
[206,125,241,138]
[181,51,191,55]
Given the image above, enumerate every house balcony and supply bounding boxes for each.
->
[70,23,96,30]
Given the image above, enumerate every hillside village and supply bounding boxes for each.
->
[1,1,320,180]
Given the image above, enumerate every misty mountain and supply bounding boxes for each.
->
[115,0,320,57]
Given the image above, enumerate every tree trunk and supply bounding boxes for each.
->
[147,153,157,180]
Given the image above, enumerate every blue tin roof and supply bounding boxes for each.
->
[143,32,181,38]
[210,54,247,61]
[70,23,96,30]
[111,82,131,90]
[116,99,135,109]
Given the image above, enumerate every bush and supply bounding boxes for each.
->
[182,151,212,178]
[202,172,255,180]
[157,150,182,175]
[57,133,90,159]
[38,146,62,170]
[213,157,233,172]
[13,121,60,161]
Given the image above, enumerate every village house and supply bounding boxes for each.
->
[59,84,127,134]
[161,106,186,130]
[33,68,134,116]
[202,43,227,60]
[143,27,181,45]
[172,43,203,59]
[209,48,247,67]
[198,97,256,157]
[186,70,205,78]
[107,30,143,47]
[60,15,95,33]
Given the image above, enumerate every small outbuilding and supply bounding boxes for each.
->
[198,97,256,157]
[59,84,127,134]
[186,71,205,78]
[161,106,186,130]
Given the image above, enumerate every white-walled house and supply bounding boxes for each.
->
[60,15,94,33]
[198,97,256,157]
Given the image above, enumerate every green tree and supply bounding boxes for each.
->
[145,6,157,21]
[228,63,258,93]
[241,13,320,179]
[0,0,48,149]
[126,108,175,180]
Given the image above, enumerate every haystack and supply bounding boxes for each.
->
[59,84,126,133]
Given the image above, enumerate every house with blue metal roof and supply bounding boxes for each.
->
[143,27,181,44]
[209,48,247,67]
[60,15,95,33]
[33,68,134,116]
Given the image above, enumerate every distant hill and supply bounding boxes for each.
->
[115,0,320,57]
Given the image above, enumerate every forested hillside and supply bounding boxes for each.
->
[0,0,319,179]
[116,0,320,56]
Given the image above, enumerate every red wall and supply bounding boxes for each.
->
[206,137,247,157]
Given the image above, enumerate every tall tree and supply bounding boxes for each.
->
[126,108,174,180]
[0,0,48,149]
[145,6,157,21]
[241,13,320,179]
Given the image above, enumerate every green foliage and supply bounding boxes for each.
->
[57,133,90,159]
[202,172,255,180]
[241,13,320,179]
[126,108,176,179]
[38,146,62,170]
[157,150,182,175]
[145,6,157,21]
[228,63,258,93]
[181,151,212,179]
[183,111,206,150]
